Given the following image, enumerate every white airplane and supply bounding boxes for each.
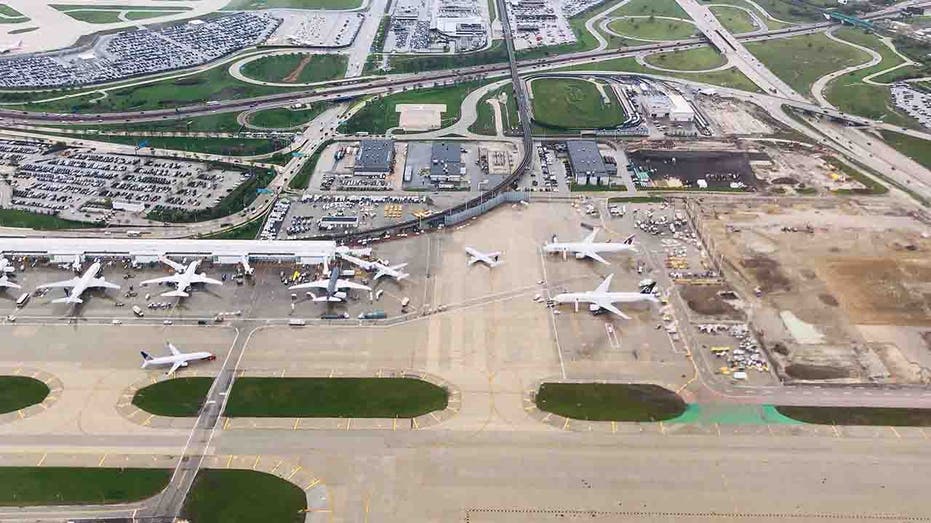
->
[339,253,409,282]
[543,229,636,265]
[140,342,216,376]
[290,266,370,302]
[552,274,658,319]
[37,261,120,304]
[0,256,13,274]
[0,274,20,290]
[240,255,254,276]
[465,247,502,268]
[140,257,223,298]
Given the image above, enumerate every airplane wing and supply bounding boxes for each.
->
[289,280,330,290]
[88,278,120,290]
[167,342,181,356]
[585,251,610,265]
[598,301,631,320]
[337,279,371,291]
[160,257,186,273]
[595,273,614,293]
[166,361,184,376]
[37,277,80,289]
[191,274,223,286]
[340,254,373,270]
[583,229,599,243]
[467,256,481,266]
[0,279,20,289]
[140,275,181,286]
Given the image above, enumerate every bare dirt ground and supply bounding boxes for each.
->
[678,284,741,318]
[283,55,313,83]
[697,197,931,384]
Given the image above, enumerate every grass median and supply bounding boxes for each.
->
[0,467,169,506]
[535,383,686,421]
[776,406,931,426]
[0,377,49,414]
[132,377,213,417]
[181,469,306,523]
[0,208,98,230]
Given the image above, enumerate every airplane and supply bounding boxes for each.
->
[465,247,502,268]
[0,256,13,273]
[140,257,223,298]
[290,265,370,302]
[37,261,120,304]
[140,341,216,376]
[543,229,636,265]
[551,274,658,319]
[0,274,20,290]
[339,253,409,282]
[240,255,254,276]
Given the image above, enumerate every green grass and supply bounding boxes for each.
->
[709,5,757,33]
[469,85,520,135]
[181,469,306,523]
[124,10,186,21]
[559,55,761,92]
[0,3,27,22]
[879,130,931,172]
[132,377,213,417]
[7,26,35,34]
[825,28,918,128]
[57,133,284,157]
[608,196,666,203]
[701,0,794,29]
[58,9,124,23]
[606,17,696,40]
[17,64,298,114]
[248,105,325,129]
[339,81,483,134]
[381,42,508,74]
[241,54,347,84]
[530,78,625,129]
[0,467,170,506]
[148,167,275,223]
[828,157,887,195]
[0,208,98,230]
[225,377,449,418]
[614,0,689,18]
[535,383,687,421]
[288,140,331,190]
[0,377,49,414]
[201,214,265,239]
[46,112,245,134]
[746,32,869,95]
[739,0,822,22]
[224,0,362,8]
[776,406,931,426]
[644,47,726,71]
[516,0,633,59]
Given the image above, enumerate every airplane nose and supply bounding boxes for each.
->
[207,355,217,361]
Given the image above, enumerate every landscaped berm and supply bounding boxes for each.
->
[0,376,50,413]
[530,77,626,129]
[535,383,687,421]
[225,377,449,418]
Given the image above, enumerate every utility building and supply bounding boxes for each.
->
[354,139,395,176]
[640,92,695,122]
[430,142,464,184]
[566,140,611,185]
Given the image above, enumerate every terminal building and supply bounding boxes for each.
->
[566,140,612,185]
[0,238,341,266]
[354,140,395,176]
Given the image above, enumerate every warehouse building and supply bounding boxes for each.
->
[640,92,695,122]
[566,140,611,185]
[354,139,395,176]
[430,142,464,184]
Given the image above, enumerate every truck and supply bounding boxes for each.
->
[358,311,386,320]
[288,319,307,326]
[15,293,29,308]
[321,312,349,320]
[132,305,144,317]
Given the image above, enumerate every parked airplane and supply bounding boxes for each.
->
[290,266,370,302]
[465,247,502,268]
[552,274,658,319]
[37,261,120,304]
[0,256,13,274]
[140,342,216,376]
[0,274,19,290]
[543,230,636,264]
[240,255,254,276]
[339,253,409,282]
[140,257,222,298]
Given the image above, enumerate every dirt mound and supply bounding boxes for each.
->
[678,285,740,317]
[772,177,797,184]
[741,257,791,293]
[785,363,850,380]
[818,293,838,306]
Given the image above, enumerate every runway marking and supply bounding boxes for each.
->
[659,421,665,435]
[921,428,929,440]
[412,417,420,430]
[430,412,440,422]
[563,418,570,430]
[287,465,302,480]
[832,425,841,438]
[612,421,617,434]
[714,423,721,437]
[36,453,46,467]
[889,426,901,439]
[346,419,352,431]
[293,418,301,430]
[142,414,154,426]
[223,418,231,430]
[271,460,283,474]
[16,409,23,419]
[13,368,21,375]
[280,369,286,377]
[392,418,397,431]
[98,454,107,467]
[226,455,234,469]
[252,456,260,470]
[305,478,320,490]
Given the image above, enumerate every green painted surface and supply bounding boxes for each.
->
[668,404,802,425]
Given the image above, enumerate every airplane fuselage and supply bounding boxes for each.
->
[553,291,657,308]
[544,243,635,257]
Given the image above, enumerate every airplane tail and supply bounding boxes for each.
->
[140,351,153,368]
[639,281,657,294]
[162,290,190,298]
[623,234,635,246]
[52,296,83,304]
